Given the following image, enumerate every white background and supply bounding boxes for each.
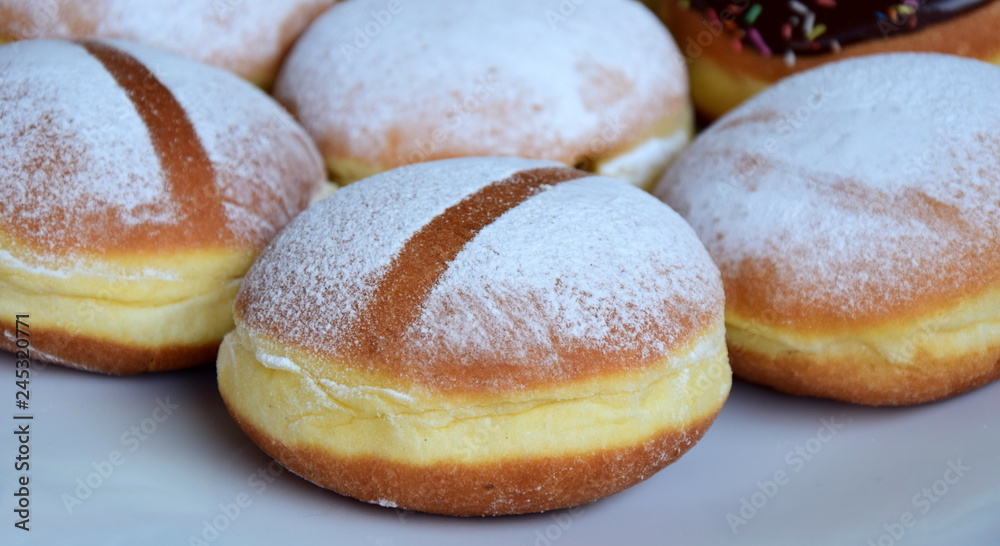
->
[1,351,998,546]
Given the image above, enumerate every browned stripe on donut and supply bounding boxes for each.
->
[78,40,230,243]
[345,167,589,358]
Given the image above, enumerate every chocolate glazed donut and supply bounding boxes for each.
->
[659,0,1000,118]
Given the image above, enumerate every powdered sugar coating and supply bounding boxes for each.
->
[657,53,1000,324]
[0,39,324,271]
[238,157,723,389]
[0,40,165,256]
[0,0,335,82]
[118,40,325,246]
[413,177,720,365]
[275,0,687,171]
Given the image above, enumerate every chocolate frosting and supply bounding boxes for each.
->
[681,0,992,56]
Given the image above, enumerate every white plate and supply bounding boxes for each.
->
[1,351,998,546]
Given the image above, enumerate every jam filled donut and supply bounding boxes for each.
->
[218,157,730,516]
[660,0,1000,119]
[274,0,692,189]
[0,0,335,87]
[0,39,325,374]
[656,53,1000,405]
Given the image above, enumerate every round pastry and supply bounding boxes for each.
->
[274,0,692,189]
[655,53,1000,406]
[659,0,1000,119]
[218,157,730,516]
[0,39,326,374]
[0,0,335,87]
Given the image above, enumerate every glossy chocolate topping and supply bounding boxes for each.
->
[681,0,992,56]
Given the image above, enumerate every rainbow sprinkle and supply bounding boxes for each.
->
[674,0,963,61]
[746,27,772,56]
[807,23,828,41]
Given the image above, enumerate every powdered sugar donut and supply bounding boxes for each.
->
[0,39,325,374]
[218,157,730,515]
[0,0,335,87]
[656,53,1000,405]
[274,0,692,189]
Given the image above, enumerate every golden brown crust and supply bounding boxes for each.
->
[657,57,1000,333]
[225,402,721,516]
[234,161,724,394]
[725,257,1000,334]
[341,168,589,365]
[2,39,324,259]
[0,320,216,375]
[274,1,690,185]
[662,1,1000,116]
[72,40,230,252]
[729,340,1000,406]
[313,96,691,186]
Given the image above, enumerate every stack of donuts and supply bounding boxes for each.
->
[1,0,998,517]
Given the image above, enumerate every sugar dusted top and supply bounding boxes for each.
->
[0,39,324,271]
[657,53,1000,325]
[237,157,724,392]
[0,0,335,83]
[275,0,687,172]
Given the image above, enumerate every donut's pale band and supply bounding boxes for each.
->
[595,111,693,190]
[325,109,694,189]
[686,49,1000,120]
[218,321,731,465]
[726,284,1000,368]
[685,56,771,120]
[0,245,251,349]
